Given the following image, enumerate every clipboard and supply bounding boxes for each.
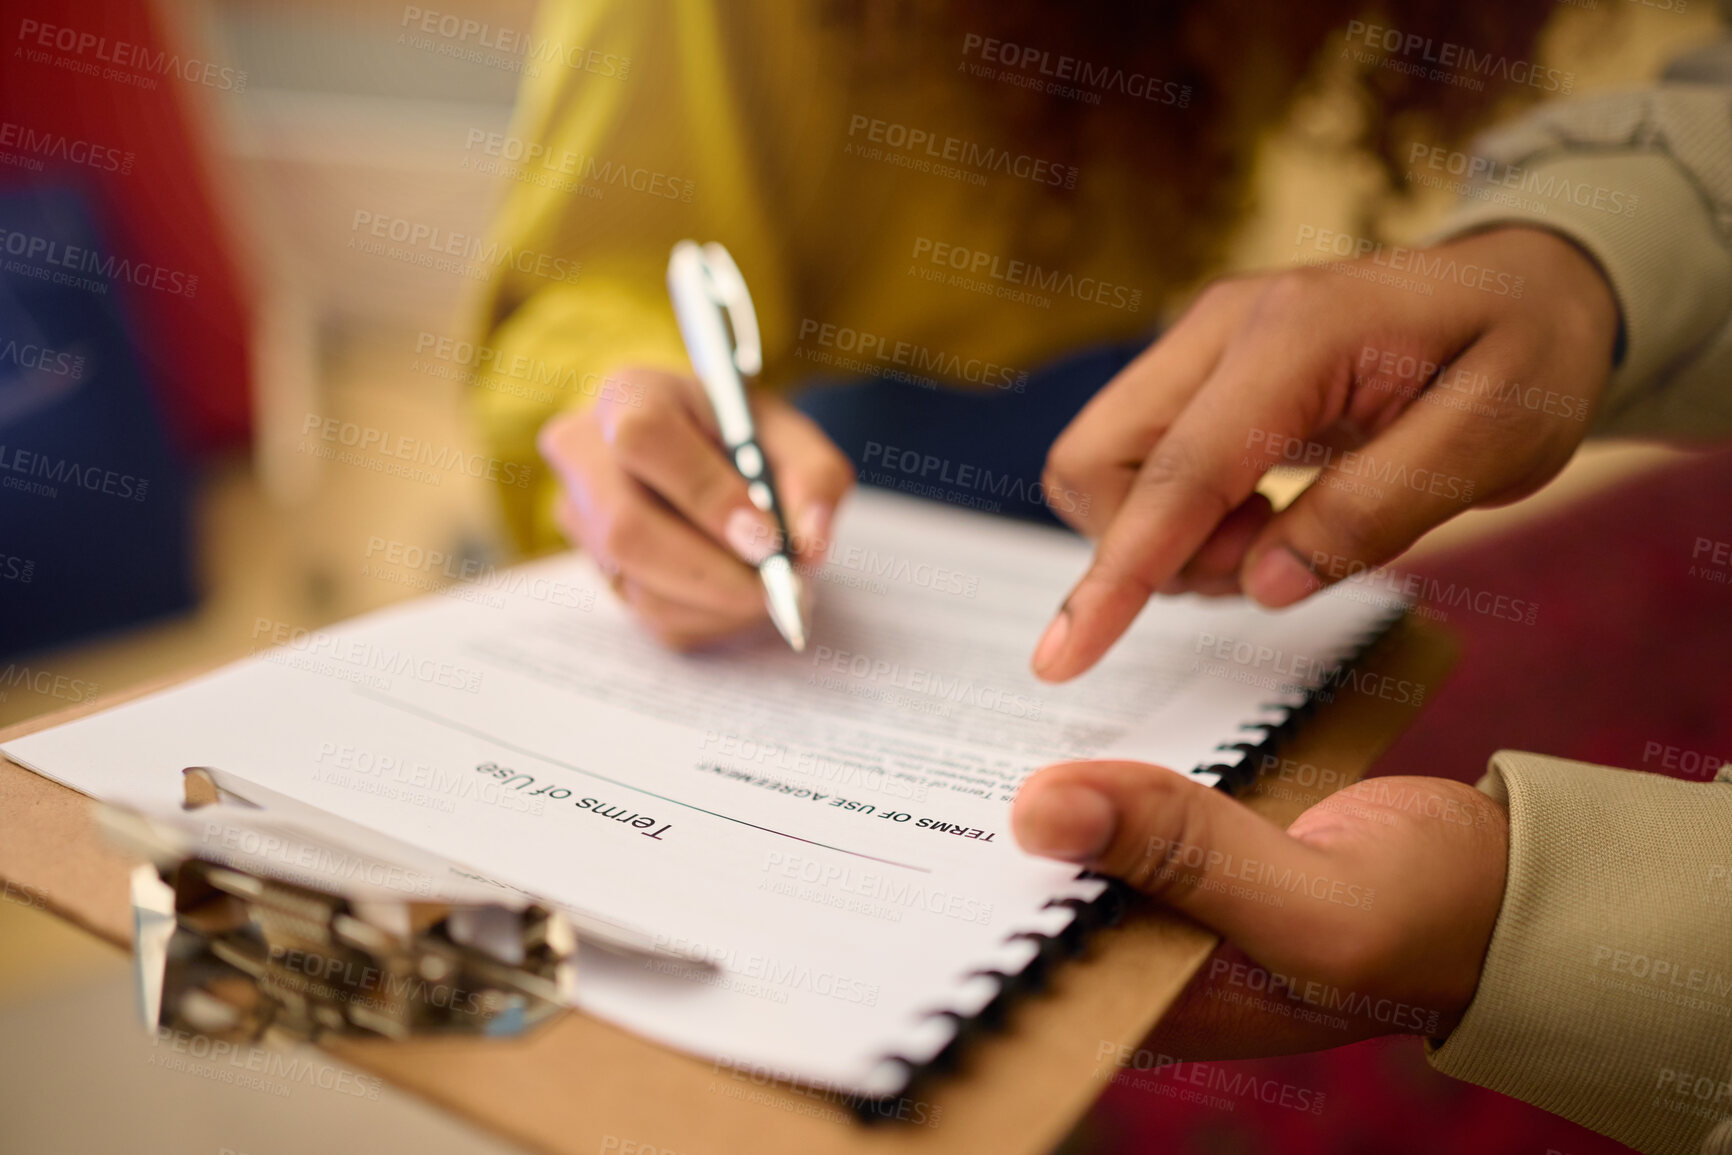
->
[99,764,721,1049]
[0,615,1454,1155]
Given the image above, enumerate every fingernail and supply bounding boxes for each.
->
[797,502,833,562]
[1245,546,1320,608]
[1019,784,1115,862]
[1032,607,1071,675]
[725,507,776,565]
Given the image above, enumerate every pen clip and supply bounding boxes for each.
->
[698,242,761,378]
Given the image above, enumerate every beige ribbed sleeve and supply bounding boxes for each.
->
[1426,68,1732,440]
[1426,754,1732,1154]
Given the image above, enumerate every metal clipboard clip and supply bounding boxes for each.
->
[97,766,702,1046]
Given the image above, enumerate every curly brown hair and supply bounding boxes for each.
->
[827,0,1588,295]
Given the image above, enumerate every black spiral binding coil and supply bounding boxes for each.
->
[845,605,1410,1123]
[1198,601,1409,795]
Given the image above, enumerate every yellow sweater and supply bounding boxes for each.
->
[471,0,1164,550]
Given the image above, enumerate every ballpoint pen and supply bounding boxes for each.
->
[666,240,809,652]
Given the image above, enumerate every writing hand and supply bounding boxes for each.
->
[538,367,854,648]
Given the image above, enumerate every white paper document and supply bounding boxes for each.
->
[3,489,1398,1097]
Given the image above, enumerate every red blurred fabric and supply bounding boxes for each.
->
[0,0,252,452]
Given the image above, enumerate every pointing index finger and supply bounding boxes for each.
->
[1032,313,1348,682]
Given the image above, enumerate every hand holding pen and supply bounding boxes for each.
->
[536,244,854,651]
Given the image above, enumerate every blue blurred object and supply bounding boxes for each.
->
[793,339,1147,528]
[0,184,196,656]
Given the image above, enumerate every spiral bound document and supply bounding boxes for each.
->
[2,488,1401,1106]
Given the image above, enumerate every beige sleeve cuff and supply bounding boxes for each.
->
[1426,752,1732,1155]
[1427,152,1732,439]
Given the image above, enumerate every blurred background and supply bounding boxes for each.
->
[1,1,1728,1153]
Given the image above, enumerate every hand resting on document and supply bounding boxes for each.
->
[1013,761,1509,1055]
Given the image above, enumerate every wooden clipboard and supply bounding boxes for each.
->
[0,616,1454,1155]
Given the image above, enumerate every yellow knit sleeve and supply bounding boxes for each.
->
[469,0,800,552]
